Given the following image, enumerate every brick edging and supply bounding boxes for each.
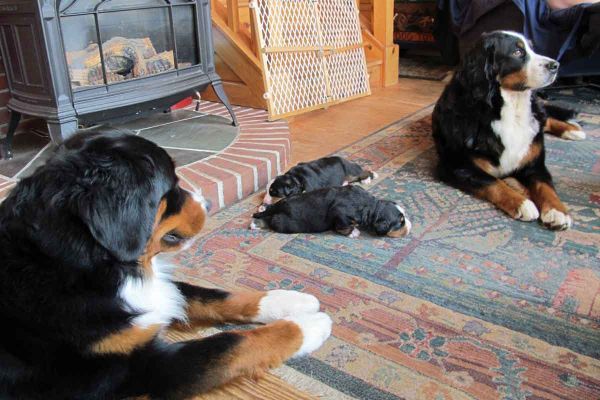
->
[176,101,290,213]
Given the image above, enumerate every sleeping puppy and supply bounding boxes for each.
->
[263,156,377,205]
[432,30,584,230]
[252,185,411,238]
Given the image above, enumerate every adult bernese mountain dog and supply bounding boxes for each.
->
[0,130,331,399]
[432,31,586,230]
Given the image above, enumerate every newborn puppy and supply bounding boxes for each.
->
[252,186,410,238]
[263,156,377,205]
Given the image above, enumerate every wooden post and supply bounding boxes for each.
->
[227,0,240,33]
[372,0,398,87]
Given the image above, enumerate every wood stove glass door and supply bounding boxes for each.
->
[59,0,201,91]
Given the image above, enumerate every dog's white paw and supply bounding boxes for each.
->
[250,219,261,230]
[361,177,372,185]
[561,120,586,140]
[286,312,332,357]
[342,180,349,186]
[515,199,540,221]
[254,290,320,324]
[541,208,572,230]
[348,227,361,238]
[562,129,586,141]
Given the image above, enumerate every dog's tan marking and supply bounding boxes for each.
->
[223,321,304,380]
[475,180,529,218]
[139,199,168,272]
[387,225,410,238]
[91,325,161,355]
[140,193,207,271]
[527,181,567,214]
[184,292,265,326]
[518,142,542,169]
[473,157,496,175]
[500,69,528,90]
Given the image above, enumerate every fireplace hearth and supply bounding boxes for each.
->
[0,0,238,159]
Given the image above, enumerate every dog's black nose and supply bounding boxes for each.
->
[546,61,559,72]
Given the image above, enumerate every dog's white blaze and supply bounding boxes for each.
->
[119,257,187,328]
[491,88,539,177]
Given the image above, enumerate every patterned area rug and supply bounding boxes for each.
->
[174,105,600,399]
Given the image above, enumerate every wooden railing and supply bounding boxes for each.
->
[206,0,397,107]
[211,0,259,58]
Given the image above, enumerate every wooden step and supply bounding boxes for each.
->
[366,57,383,88]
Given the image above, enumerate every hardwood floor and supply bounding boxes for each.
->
[287,78,446,164]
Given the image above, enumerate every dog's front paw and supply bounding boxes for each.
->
[286,312,332,357]
[541,208,572,230]
[515,199,540,221]
[562,121,586,141]
[348,227,361,238]
[254,290,320,324]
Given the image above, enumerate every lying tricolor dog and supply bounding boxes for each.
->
[0,130,331,399]
[432,31,585,230]
[263,156,377,205]
[252,185,411,238]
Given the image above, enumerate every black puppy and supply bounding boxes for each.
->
[263,156,377,205]
[252,186,410,238]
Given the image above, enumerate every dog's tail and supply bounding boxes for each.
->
[544,103,577,122]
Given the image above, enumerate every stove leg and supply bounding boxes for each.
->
[1,110,21,160]
[211,80,239,127]
[47,120,78,144]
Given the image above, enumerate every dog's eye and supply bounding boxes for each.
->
[162,232,184,246]
[512,48,525,58]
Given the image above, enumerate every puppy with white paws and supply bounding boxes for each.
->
[263,156,377,206]
[252,186,411,238]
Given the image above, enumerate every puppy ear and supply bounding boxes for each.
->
[290,175,304,194]
[373,219,390,236]
[75,171,160,263]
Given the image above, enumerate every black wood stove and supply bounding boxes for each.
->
[0,0,237,159]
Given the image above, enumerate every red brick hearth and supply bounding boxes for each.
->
[0,101,291,212]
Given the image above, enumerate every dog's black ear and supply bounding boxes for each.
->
[76,175,159,263]
[457,33,497,106]
[287,175,304,195]
[372,205,391,236]
[373,218,390,236]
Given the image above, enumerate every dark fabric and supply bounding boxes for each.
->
[439,0,594,60]
[437,0,506,35]
[514,0,591,59]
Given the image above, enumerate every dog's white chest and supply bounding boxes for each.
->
[118,258,186,328]
[490,89,539,177]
